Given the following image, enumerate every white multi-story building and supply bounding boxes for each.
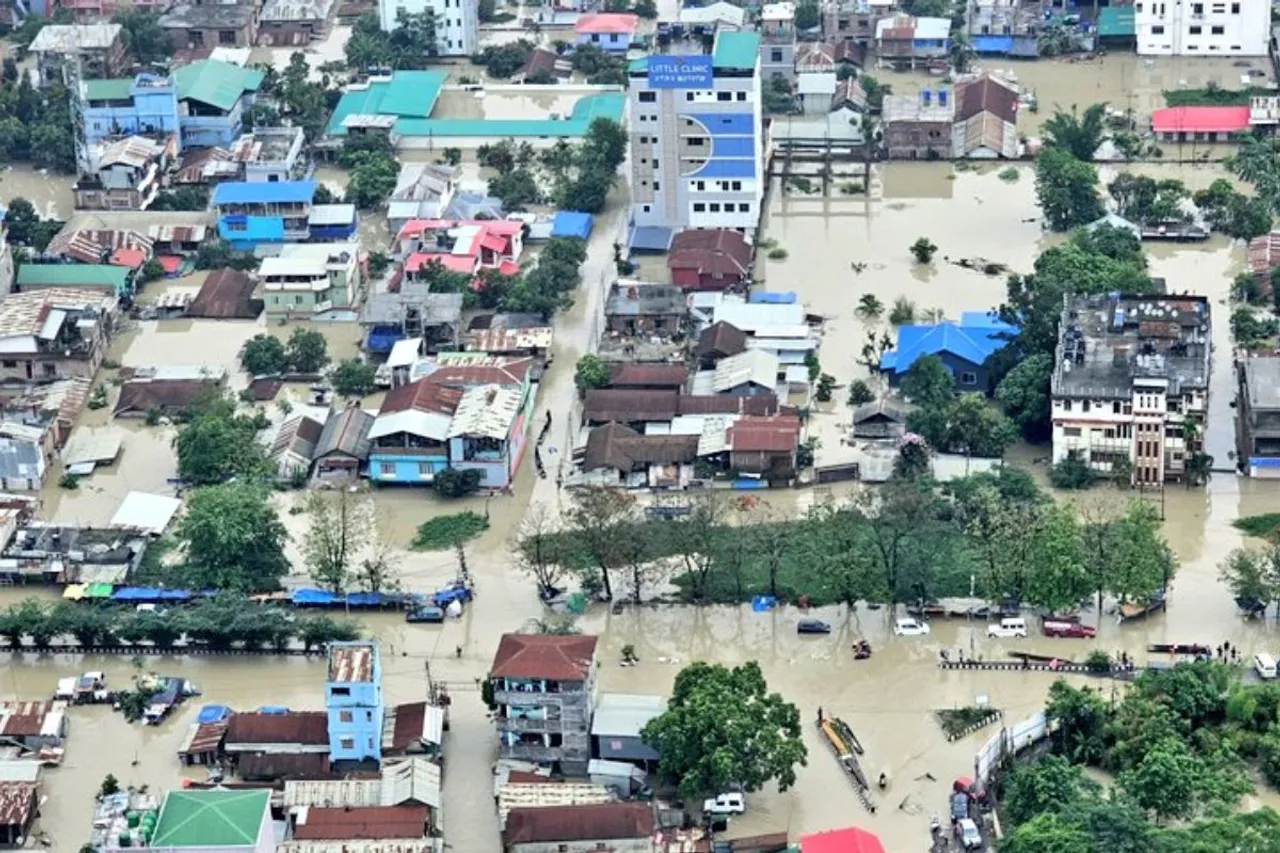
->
[626,31,765,239]
[1051,293,1211,486]
[377,0,477,56]
[1135,0,1269,56]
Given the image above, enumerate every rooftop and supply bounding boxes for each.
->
[187,268,258,319]
[503,803,655,846]
[173,58,264,111]
[260,0,336,22]
[800,825,886,853]
[0,782,36,830]
[574,12,639,33]
[668,229,752,279]
[582,422,700,471]
[326,71,447,136]
[696,321,748,358]
[292,805,428,841]
[328,641,377,683]
[152,789,269,848]
[1151,105,1251,134]
[955,74,1019,123]
[590,693,667,737]
[315,406,374,459]
[226,711,330,746]
[713,349,778,392]
[1244,356,1280,411]
[29,23,121,52]
[160,4,255,32]
[880,311,1013,375]
[608,364,688,389]
[713,30,761,71]
[605,281,687,317]
[15,264,130,295]
[491,634,597,681]
[883,91,955,123]
[212,181,316,206]
[448,384,522,439]
[728,414,803,453]
[1052,293,1212,400]
[392,92,625,141]
[0,288,111,339]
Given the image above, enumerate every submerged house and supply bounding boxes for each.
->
[490,634,597,775]
[74,136,175,211]
[879,311,1012,391]
[259,242,360,319]
[212,180,316,250]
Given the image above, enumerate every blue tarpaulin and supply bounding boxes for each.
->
[365,326,402,354]
[551,211,593,239]
[291,588,338,605]
[752,595,778,612]
[197,705,231,724]
[111,586,194,602]
[749,291,797,304]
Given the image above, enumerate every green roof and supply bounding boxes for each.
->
[16,264,130,295]
[174,59,265,111]
[394,92,625,139]
[84,78,133,101]
[1096,6,1136,37]
[713,31,760,70]
[326,70,447,136]
[151,790,269,848]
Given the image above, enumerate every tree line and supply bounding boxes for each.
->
[521,464,1175,613]
[0,596,359,650]
[1001,663,1280,851]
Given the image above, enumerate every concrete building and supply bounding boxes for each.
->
[258,0,337,47]
[874,13,951,67]
[626,31,764,240]
[760,2,797,83]
[824,0,896,43]
[232,127,308,183]
[159,4,258,52]
[29,24,126,87]
[1136,0,1269,55]
[574,12,639,51]
[388,163,458,233]
[212,180,315,249]
[83,74,182,154]
[604,280,687,337]
[326,641,384,764]
[0,289,114,384]
[491,634,597,775]
[1051,293,1211,486]
[114,789,275,853]
[259,242,360,318]
[377,0,478,56]
[74,136,175,211]
[590,693,664,766]
[883,87,954,159]
[1236,356,1280,477]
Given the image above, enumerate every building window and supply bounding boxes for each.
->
[418,463,434,476]
[1211,24,1224,33]
[642,204,651,213]
[652,158,659,168]
[653,181,660,190]
[689,137,705,146]
[219,29,237,44]
[1112,401,1121,414]
[339,737,355,750]
[685,92,695,101]
[1,361,16,369]
[1152,24,1165,33]
[695,180,706,190]
[709,203,721,211]
[1062,400,1072,411]
[1231,1,1240,9]
[960,371,977,386]
[1082,400,1091,412]
[339,710,353,722]
[639,135,648,143]
[1189,24,1202,33]
[639,91,656,102]
[730,180,742,190]
[378,462,395,476]
[770,49,783,61]
[736,91,747,100]
[717,92,731,101]
[295,295,304,304]
[1192,2,1203,10]
[1063,427,1082,437]
[191,30,205,45]
[693,203,706,212]
[332,687,351,696]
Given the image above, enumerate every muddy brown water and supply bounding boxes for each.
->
[4,152,1279,848]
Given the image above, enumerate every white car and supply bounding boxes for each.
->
[703,793,745,815]
[893,618,931,637]
[957,817,982,850]
[986,617,1028,639]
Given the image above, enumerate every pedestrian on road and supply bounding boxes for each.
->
[455,645,463,659]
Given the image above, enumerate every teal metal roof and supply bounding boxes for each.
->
[1097,6,1136,36]
[174,59,265,111]
[83,78,133,101]
[326,71,447,136]
[16,264,130,295]
[395,92,625,139]
[713,32,760,70]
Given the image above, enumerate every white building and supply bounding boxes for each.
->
[378,0,477,56]
[1135,0,1269,56]
[1050,292,1211,486]
[626,31,765,240]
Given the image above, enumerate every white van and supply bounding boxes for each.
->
[1256,653,1277,680]
[987,617,1028,639]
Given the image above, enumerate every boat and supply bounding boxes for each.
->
[1147,643,1210,656]
[1118,590,1167,623]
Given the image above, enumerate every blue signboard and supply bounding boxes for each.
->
[647,54,714,89]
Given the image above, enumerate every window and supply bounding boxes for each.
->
[1152,24,1165,33]
[652,158,659,168]
[693,202,706,212]
[1063,400,1073,411]
[653,181,660,190]
[709,202,721,211]
[685,92,695,101]
[689,137,705,147]
[339,737,355,750]
[191,30,205,45]
[642,204,651,213]
[640,158,648,164]
[959,372,978,385]
[1063,427,1082,437]
[41,363,55,378]
[1082,400,1091,412]
[736,91,747,101]
[1232,1,1240,9]
[639,91,655,102]
[1189,24,1202,33]
[339,710,353,723]
[227,219,247,232]
[378,462,395,476]
[418,462,435,476]
[1211,24,1224,33]
[695,180,705,190]
[331,687,351,696]
[717,92,731,101]
[770,49,783,61]
[1136,2,1143,9]
[1211,2,1225,10]
[295,294,304,304]
[738,203,750,212]
[219,29,237,44]
[639,135,648,143]
[367,711,373,721]
[0,361,14,368]
[1192,2,1203,11]
[731,180,742,190]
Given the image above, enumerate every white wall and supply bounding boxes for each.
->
[378,0,478,55]
[1136,0,1269,55]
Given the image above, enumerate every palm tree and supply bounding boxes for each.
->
[856,293,884,320]
[1042,103,1108,162]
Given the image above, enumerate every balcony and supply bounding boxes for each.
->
[501,743,561,761]
[493,688,583,707]
[498,715,564,733]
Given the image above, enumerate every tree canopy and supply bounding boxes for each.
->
[641,661,807,799]
[1035,148,1105,231]
[175,482,290,592]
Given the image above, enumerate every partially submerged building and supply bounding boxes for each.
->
[490,634,597,775]
[1051,293,1211,485]
[0,289,115,384]
[1237,355,1280,477]
[952,74,1019,159]
[75,136,176,212]
[883,87,954,159]
[212,180,316,250]
[259,242,361,319]
[879,312,1012,391]
[503,803,654,853]
[29,24,126,86]
[388,164,458,233]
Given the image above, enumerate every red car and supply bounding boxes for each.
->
[1043,620,1097,638]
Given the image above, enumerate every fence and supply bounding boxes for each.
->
[973,711,1048,790]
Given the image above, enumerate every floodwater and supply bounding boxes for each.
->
[0,164,76,222]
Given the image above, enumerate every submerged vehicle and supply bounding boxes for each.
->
[797,619,832,635]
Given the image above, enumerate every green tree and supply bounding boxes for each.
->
[240,334,289,376]
[344,149,399,209]
[996,353,1054,439]
[856,293,884,319]
[175,483,290,591]
[574,354,611,392]
[1108,500,1175,601]
[794,0,820,29]
[1049,451,1096,490]
[942,393,1019,460]
[330,358,377,397]
[1218,545,1279,613]
[1044,680,1109,764]
[286,327,330,373]
[846,379,875,406]
[1002,813,1093,853]
[949,31,975,73]
[909,236,938,263]
[641,661,807,799]
[302,492,371,593]
[1003,756,1102,826]
[2,198,41,246]
[1024,503,1091,613]
[175,408,267,486]
[1035,148,1105,231]
[112,10,169,63]
[1119,737,1202,823]
[488,166,541,210]
[1043,103,1107,161]
[900,354,955,409]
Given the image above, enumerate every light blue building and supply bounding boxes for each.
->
[572,13,639,52]
[83,73,182,153]
[211,180,316,250]
[326,641,383,764]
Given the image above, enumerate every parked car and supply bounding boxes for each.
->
[1042,620,1096,638]
[405,606,446,624]
[432,581,473,608]
[956,818,982,850]
[703,793,745,815]
[797,619,831,635]
[893,618,931,637]
[986,618,1028,639]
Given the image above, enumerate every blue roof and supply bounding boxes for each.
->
[750,291,797,304]
[1250,457,1280,468]
[628,225,674,251]
[212,181,316,206]
[551,211,593,239]
[197,705,232,724]
[686,113,754,135]
[292,588,337,605]
[880,313,1014,374]
[692,158,755,178]
[110,586,194,602]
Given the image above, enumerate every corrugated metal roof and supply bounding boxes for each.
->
[173,59,265,111]
[447,384,521,440]
[497,783,612,823]
[328,642,376,683]
[712,349,778,392]
[590,693,666,738]
[212,180,315,206]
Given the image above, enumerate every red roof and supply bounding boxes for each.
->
[574,12,639,33]
[1151,106,1250,134]
[729,415,802,453]
[424,357,534,388]
[157,255,182,273]
[479,232,508,253]
[800,827,887,853]
[491,634,598,681]
[380,379,463,416]
[109,247,148,269]
[406,253,476,274]
[293,805,429,840]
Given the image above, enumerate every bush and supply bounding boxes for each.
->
[888,296,916,326]
[58,472,80,490]
[909,237,938,264]
[330,358,377,397]
[411,510,489,550]
[998,167,1020,182]
[1049,452,1096,490]
[433,468,484,499]
[1234,513,1280,538]
[767,248,789,260]
[1085,649,1112,673]
[847,380,876,406]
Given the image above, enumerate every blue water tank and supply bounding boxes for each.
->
[938,88,948,107]
[922,89,932,105]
